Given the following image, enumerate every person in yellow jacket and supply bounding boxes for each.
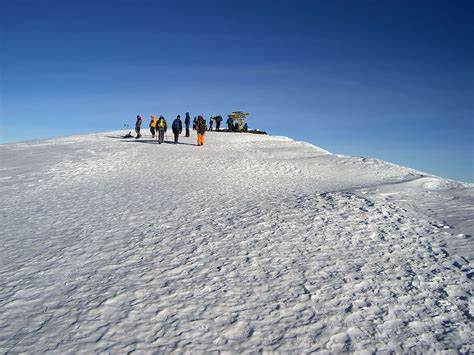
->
[156,115,168,144]
[149,114,157,138]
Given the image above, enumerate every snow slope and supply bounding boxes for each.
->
[0,131,472,353]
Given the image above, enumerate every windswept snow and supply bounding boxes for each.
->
[0,131,472,353]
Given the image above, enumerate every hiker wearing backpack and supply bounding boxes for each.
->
[172,115,183,144]
[185,112,191,137]
[209,117,214,131]
[196,115,206,146]
[149,114,157,138]
[157,115,167,144]
[135,115,142,138]
[227,117,233,132]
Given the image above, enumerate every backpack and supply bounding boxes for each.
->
[172,119,180,130]
[198,118,206,131]
[158,118,165,129]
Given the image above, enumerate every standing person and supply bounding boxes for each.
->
[185,112,191,137]
[227,117,233,132]
[135,115,142,138]
[172,115,183,144]
[156,115,167,144]
[196,115,206,146]
[209,117,214,131]
[149,114,157,138]
[215,115,222,131]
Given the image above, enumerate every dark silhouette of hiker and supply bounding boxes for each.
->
[135,115,142,138]
[215,115,222,130]
[185,112,191,137]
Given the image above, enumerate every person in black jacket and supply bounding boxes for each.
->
[172,115,183,144]
[185,112,191,137]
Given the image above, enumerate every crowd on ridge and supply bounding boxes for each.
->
[132,113,249,146]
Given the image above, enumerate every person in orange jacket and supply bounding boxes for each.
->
[196,115,206,146]
[149,114,157,138]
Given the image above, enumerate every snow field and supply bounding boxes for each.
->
[0,131,472,352]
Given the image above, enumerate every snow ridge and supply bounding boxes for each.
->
[0,131,472,353]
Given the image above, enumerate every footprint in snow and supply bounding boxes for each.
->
[327,332,350,352]
[223,321,254,341]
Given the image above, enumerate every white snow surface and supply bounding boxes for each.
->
[0,131,473,353]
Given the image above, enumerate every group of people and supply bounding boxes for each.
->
[191,115,247,132]
[134,112,207,145]
[202,115,223,131]
[226,117,248,132]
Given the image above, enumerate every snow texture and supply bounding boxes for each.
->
[0,131,473,353]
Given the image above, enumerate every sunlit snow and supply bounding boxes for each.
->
[0,131,472,352]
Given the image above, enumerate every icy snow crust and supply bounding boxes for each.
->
[0,131,473,353]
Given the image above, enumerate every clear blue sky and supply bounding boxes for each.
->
[1,0,473,182]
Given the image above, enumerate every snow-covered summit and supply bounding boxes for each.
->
[0,131,472,352]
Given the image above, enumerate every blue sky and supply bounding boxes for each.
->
[1,0,473,182]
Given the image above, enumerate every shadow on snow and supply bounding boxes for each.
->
[105,135,197,146]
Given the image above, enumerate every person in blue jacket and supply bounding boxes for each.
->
[172,115,183,144]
